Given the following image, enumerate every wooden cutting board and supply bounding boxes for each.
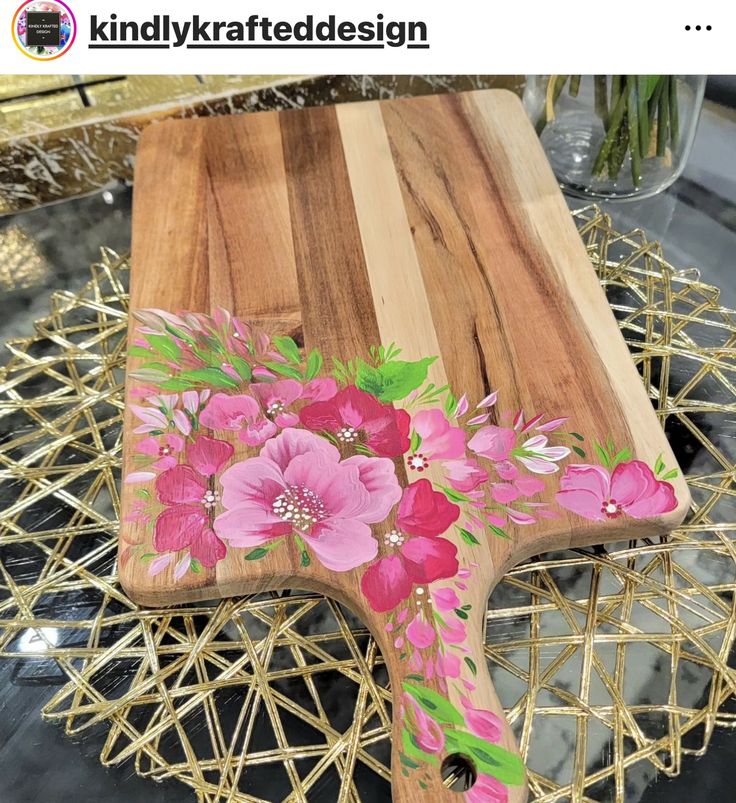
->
[119,90,689,803]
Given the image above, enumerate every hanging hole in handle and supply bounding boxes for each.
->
[441,752,478,792]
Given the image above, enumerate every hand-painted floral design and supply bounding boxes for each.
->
[124,307,682,800]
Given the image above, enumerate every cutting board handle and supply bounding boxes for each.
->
[372,603,527,802]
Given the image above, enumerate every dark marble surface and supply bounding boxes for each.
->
[0,98,735,803]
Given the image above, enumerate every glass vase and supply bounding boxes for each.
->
[523,75,706,200]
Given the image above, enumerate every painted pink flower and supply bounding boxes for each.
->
[435,652,461,678]
[461,696,503,742]
[214,429,400,571]
[136,433,185,470]
[556,460,677,521]
[200,392,276,445]
[431,587,460,612]
[442,458,489,492]
[468,425,517,462]
[490,475,545,504]
[153,435,234,568]
[466,774,509,803]
[402,693,446,754]
[250,378,338,429]
[360,479,460,612]
[299,385,410,457]
[407,409,466,472]
[406,615,436,649]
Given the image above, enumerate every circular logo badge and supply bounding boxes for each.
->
[12,0,76,60]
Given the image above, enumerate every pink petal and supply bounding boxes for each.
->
[252,366,277,380]
[454,394,469,416]
[149,554,173,577]
[275,411,300,428]
[506,508,537,525]
[495,460,519,481]
[436,652,461,678]
[431,587,460,611]
[190,526,228,567]
[559,463,610,499]
[468,425,516,462]
[124,471,157,484]
[239,417,277,445]
[515,476,545,496]
[174,553,191,580]
[413,409,466,460]
[406,616,436,649]
[476,390,498,408]
[284,453,369,519]
[401,536,459,584]
[182,390,200,414]
[342,455,402,523]
[521,413,545,432]
[136,436,162,457]
[152,456,177,471]
[555,488,607,521]
[609,460,656,507]
[187,435,234,477]
[251,379,304,408]
[625,481,678,518]
[467,412,491,426]
[130,404,168,429]
[172,409,192,436]
[200,393,260,430]
[153,505,208,552]
[214,502,290,547]
[260,427,339,470]
[360,555,413,612]
[439,616,466,644]
[466,774,509,803]
[156,465,206,505]
[219,456,286,509]
[302,377,338,401]
[491,483,521,504]
[304,518,378,571]
[536,416,568,432]
[517,455,560,474]
[442,458,489,493]
[464,705,503,742]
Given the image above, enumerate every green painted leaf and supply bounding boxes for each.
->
[488,524,510,540]
[128,345,153,358]
[145,333,181,361]
[273,335,302,364]
[300,549,311,568]
[569,431,585,441]
[444,392,457,416]
[135,488,151,500]
[444,729,525,786]
[454,608,468,620]
[190,559,202,574]
[192,347,223,367]
[458,527,480,546]
[594,442,611,468]
[410,430,422,453]
[399,753,420,770]
[655,453,665,475]
[230,355,253,381]
[402,682,464,726]
[662,468,679,481]
[355,357,436,402]
[157,378,197,391]
[464,657,478,675]
[305,349,323,379]
[140,553,156,562]
[164,322,197,346]
[440,486,469,504]
[401,727,439,767]
[245,547,270,561]
[179,367,240,388]
[405,673,424,682]
[611,447,632,467]
[264,361,303,380]
[130,367,171,383]
[572,445,586,459]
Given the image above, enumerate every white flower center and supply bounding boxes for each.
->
[407,453,429,471]
[159,446,171,456]
[602,499,622,517]
[201,490,220,510]
[337,426,358,443]
[272,484,327,531]
[384,529,405,547]
[267,401,284,416]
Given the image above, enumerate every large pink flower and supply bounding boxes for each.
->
[214,429,401,571]
[360,479,460,612]
[442,458,489,492]
[250,378,337,429]
[299,385,410,458]
[407,409,466,472]
[402,692,446,754]
[153,435,234,568]
[136,433,185,470]
[200,392,276,445]
[556,460,677,521]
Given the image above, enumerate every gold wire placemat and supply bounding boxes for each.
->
[1,207,735,802]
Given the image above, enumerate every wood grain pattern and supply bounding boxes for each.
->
[121,90,690,803]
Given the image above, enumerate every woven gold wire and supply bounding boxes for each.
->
[1,206,736,802]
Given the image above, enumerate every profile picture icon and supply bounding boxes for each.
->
[12,0,76,60]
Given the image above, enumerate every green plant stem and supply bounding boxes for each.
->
[608,124,630,180]
[610,75,622,116]
[569,75,581,97]
[657,77,670,156]
[592,87,628,176]
[626,77,642,187]
[594,75,609,128]
[636,76,649,160]
[535,75,568,134]
[669,77,679,148]
[647,79,665,156]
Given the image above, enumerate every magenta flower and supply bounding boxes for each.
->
[153,435,234,568]
[214,429,400,571]
[402,692,446,754]
[407,409,466,473]
[556,460,677,521]
[136,433,185,470]
[200,392,276,445]
[468,425,517,462]
[360,479,460,612]
[299,385,410,457]
[442,458,489,492]
[250,378,338,429]
[466,774,509,803]
[461,696,503,742]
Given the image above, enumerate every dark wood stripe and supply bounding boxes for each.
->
[279,105,383,359]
